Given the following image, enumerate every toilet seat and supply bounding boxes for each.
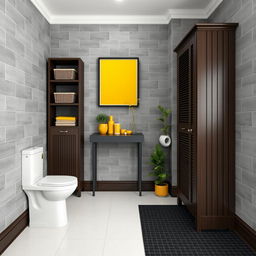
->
[23,175,77,191]
[38,176,77,187]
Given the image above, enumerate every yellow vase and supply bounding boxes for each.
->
[114,123,121,135]
[98,124,108,135]
[108,116,114,135]
[155,184,169,197]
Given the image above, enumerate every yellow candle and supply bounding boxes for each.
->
[114,123,121,135]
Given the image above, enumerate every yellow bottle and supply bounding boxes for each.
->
[108,115,114,135]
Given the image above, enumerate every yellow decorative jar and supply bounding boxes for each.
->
[155,184,169,197]
[108,115,114,135]
[114,123,121,135]
[98,124,108,135]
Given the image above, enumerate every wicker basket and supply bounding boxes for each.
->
[54,92,76,103]
[53,69,77,80]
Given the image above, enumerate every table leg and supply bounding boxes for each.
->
[92,142,97,196]
[138,142,142,196]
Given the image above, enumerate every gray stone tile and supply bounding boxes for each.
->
[51,48,69,57]
[80,40,100,48]
[0,78,15,96]
[89,48,109,56]
[69,48,89,57]
[90,32,109,40]
[60,24,79,31]
[149,48,167,56]
[0,45,16,66]
[16,85,32,99]
[138,25,159,31]
[0,10,15,36]
[110,48,129,56]
[120,24,138,31]
[51,32,69,40]
[59,39,79,48]
[130,49,148,56]
[69,31,90,40]
[242,96,256,111]
[100,25,120,31]
[110,31,129,40]
[5,65,25,84]
[130,31,149,40]
[236,112,252,126]
[120,41,139,49]
[149,64,168,72]
[6,126,24,142]
[6,34,25,57]
[149,31,168,40]
[0,142,15,159]
[139,40,158,49]
[80,25,99,31]
[100,40,119,48]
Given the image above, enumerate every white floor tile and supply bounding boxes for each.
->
[2,192,175,256]
[56,239,104,256]
[103,239,145,256]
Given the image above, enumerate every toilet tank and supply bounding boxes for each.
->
[22,147,44,187]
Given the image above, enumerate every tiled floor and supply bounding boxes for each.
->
[3,192,176,256]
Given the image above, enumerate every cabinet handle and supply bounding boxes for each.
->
[181,127,186,130]
[59,130,68,133]
[187,129,193,133]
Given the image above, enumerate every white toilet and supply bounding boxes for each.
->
[22,146,77,228]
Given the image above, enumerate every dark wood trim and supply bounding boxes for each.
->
[83,181,154,191]
[0,210,28,255]
[234,215,256,252]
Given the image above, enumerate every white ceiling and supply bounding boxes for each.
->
[31,0,223,24]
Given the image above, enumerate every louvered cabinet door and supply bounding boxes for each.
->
[48,127,79,177]
[177,37,196,215]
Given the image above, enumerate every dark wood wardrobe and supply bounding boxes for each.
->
[174,23,238,231]
[47,58,84,196]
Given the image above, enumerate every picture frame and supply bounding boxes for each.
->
[98,57,139,107]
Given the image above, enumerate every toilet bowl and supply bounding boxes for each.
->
[22,147,77,228]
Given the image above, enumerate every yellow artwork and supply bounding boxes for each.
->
[98,58,139,106]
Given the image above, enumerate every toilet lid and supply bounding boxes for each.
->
[38,176,77,187]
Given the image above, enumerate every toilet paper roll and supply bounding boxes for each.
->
[159,135,171,147]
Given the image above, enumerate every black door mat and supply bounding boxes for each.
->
[139,205,256,256]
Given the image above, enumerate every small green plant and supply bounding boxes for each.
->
[149,144,168,185]
[158,105,171,135]
[96,113,108,124]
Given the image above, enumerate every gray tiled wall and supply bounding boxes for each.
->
[50,24,170,181]
[209,0,256,231]
[0,0,50,232]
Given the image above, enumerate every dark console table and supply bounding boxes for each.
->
[89,133,144,196]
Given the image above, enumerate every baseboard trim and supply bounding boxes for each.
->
[0,210,29,254]
[234,215,256,251]
[82,181,155,191]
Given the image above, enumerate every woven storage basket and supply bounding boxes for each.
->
[53,69,77,80]
[54,92,76,103]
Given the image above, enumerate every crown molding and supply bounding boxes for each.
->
[30,0,223,24]
[167,0,223,20]
[50,15,169,24]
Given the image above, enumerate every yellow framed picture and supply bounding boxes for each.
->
[98,57,139,107]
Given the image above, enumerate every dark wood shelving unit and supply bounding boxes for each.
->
[47,58,84,197]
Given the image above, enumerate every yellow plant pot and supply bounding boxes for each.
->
[155,183,169,197]
[98,124,108,135]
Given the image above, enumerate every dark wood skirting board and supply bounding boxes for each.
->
[82,181,154,191]
[0,210,28,255]
[234,215,256,251]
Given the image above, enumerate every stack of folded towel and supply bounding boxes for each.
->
[55,116,76,126]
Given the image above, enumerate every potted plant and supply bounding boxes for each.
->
[96,113,108,135]
[158,105,171,147]
[149,144,169,197]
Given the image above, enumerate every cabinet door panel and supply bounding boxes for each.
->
[177,38,196,215]
[48,128,79,177]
